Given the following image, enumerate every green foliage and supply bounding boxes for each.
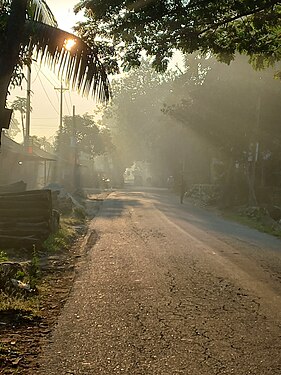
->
[4,111,21,139]
[15,270,26,281]
[42,220,75,253]
[0,250,8,262]
[73,207,86,221]
[55,113,114,159]
[29,245,40,289]
[223,211,281,238]
[76,0,281,72]
[101,59,176,168]
[0,291,40,317]
[29,135,54,153]
[166,55,281,159]
[0,0,109,112]
[102,52,281,206]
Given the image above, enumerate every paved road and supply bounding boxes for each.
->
[38,188,281,374]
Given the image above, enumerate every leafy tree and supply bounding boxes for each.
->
[101,59,176,167]
[0,0,110,144]
[99,56,209,186]
[4,112,21,138]
[10,96,31,140]
[58,113,114,159]
[29,135,54,153]
[75,0,280,71]
[165,55,281,206]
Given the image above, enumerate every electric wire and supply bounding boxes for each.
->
[64,93,71,115]
[34,62,59,87]
[35,68,59,114]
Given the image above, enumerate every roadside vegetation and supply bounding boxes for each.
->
[0,207,88,372]
[222,207,281,239]
[0,209,86,314]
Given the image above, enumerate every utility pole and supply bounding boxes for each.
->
[54,82,68,183]
[26,39,33,152]
[55,81,68,135]
[72,105,79,191]
[26,63,31,150]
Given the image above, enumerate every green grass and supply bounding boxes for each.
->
[223,211,281,238]
[0,213,84,320]
[0,250,8,262]
[0,291,41,318]
[73,206,86,221]
[42,218,77,253]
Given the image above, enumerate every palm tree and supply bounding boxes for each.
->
[0,0,110,144]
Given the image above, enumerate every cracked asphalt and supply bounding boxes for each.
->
[37,188,281,374]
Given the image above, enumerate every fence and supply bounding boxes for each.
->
[0,189,54,248]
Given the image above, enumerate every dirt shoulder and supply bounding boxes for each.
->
[0,230,85,374]
[0,192,107,374]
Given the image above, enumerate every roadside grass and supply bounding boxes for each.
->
[0,209,87,372]
[73,206,86,222]
[42,217,77,253]
[0,250,9,262]
[0,291,41,318]
[222,210,281,238]
[0,213,84,317]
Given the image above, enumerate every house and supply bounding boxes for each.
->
[0,134,56,189]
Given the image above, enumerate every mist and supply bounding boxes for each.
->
[1,53,281,209]
[99,54,281,208]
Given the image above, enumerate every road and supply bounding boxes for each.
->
[38,188,281,375]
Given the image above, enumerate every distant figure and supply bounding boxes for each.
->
[167,176,175,190]
[180,178,186,204]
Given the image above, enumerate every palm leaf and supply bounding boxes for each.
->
[0,0,110,101]
[24,21,110,101]
[27,0,57,26]
[25,0,110,100]
[0,0,57,25]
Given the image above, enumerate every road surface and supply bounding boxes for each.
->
[38,188,281,374]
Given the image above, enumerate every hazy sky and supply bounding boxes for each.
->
[9,1,101,142]
[47,0,84,33]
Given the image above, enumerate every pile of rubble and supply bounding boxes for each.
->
[187,184,220,206]
[44,184,85,216]
[0,261,35,296]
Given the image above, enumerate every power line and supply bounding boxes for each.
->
[31,126,58,128]
[64,93,71,115]
[34,62,59,87]
[31,66,40,84]
[67,90,73,109]
[36,70,59,114]
[32,117,57,120]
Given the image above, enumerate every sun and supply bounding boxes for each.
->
[63,38,77,51]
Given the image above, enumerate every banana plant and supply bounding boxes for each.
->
[0,0,110,143]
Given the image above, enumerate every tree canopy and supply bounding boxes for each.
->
[75,0,281,71]
[100,54,281,203]
[58,113,114,159]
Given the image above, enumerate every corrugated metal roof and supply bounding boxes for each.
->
[2,134,56,161]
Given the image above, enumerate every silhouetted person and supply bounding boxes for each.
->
[180,177,186,204]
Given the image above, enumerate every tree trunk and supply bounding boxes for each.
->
[247,159,258,206]
[220,155,235,209]
[0,0,28,142]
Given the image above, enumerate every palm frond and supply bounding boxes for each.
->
[27,0,57,27]
[0,0,58,26]
[25,21,110,101]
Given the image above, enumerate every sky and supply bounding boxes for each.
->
[9,0,102,142]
